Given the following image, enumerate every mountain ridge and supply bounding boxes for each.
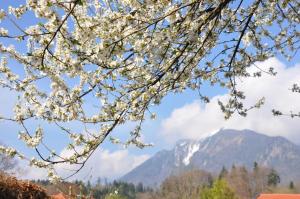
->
[120,129,300,187]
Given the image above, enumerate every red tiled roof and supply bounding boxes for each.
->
[258,194,300,199]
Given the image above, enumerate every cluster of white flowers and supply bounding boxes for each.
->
[242,32,252,47]
[8,5,27,18]
[0,28,8,36]
[0,0,299,180]
[47,167,61,184]
[30,157,47,168]
[18,127,43,148]
[0,57,19,83]
[0,145,17,157]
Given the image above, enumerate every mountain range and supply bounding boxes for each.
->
[120,129,300,187]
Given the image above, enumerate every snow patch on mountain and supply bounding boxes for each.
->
[182,143,200,165]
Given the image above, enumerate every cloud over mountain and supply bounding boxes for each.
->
[161,58,300,144]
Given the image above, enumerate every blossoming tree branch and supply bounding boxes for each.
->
[0,0,299,181]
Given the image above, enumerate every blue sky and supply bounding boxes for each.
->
[0,0,300,181]
[0,0,227,154]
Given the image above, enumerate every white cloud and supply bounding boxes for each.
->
[21,148,149,181]
[58,148,149,181]
[18,164,47,180]
[161,58,300,144]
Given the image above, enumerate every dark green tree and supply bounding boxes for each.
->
[218,166,228,179]
[136,182,144,193]
[232,164,236,170]
[253,162,258,171]
[267,169,280,187]
[289,181,295,190]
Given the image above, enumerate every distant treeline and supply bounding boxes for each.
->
[33,178,153,199]
[32,162,299,199]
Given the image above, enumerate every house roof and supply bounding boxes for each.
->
[258,194,300,199]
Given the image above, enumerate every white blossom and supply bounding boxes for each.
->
[0,28,8,36]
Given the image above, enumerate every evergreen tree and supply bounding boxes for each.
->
[289,181,295,190]
[219,166,228,179]
[136,182,144,193]
[96,177,102,186]
[232,164,236,170]
[253,162,258,171]
[87,180,92,191]
[267,169,280,187]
